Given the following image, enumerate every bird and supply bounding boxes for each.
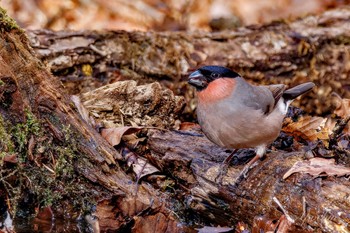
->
[188,65,315,182]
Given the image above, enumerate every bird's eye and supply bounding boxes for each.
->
[211,73,219,78]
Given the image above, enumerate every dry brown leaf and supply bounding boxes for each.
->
[101,126,144,146]
[123,148,159,179]
[132,157,160,179]
[125,137,147,148]
[283,158,350,179]
[196,226,233,233]
[282,116,330,142]
[332,93,350,119]
[28,135,35,161]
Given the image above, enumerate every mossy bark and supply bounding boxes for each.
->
[0,8,182,232]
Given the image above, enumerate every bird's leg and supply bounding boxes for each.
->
[215,149,238,183]
[223,149,237,164]
[236,145,266,181]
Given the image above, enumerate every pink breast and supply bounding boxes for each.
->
[197,78,236,104]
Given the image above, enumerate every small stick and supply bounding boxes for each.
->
[273,196,295,223]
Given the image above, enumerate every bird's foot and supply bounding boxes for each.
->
[214,149,238,184]
[234,164,253,184]
[234,154,262,184]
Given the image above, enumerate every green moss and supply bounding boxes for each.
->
[55,146,75,179]
[11,109,41,156]
[28,168,62,207]
[0,115,15,153]
[54,125,77,179]
[0,7,21,32]
[1,111,96,218]
[0,79,4,86]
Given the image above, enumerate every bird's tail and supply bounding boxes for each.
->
[282,82,315,101]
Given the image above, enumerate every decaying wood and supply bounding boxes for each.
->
[27,7,350,115]
[72,76,350,232]
[0,9,183,232]
[147,129,350,232]
[80,80,185,128]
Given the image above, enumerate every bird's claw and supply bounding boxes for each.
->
[241,166,250,178]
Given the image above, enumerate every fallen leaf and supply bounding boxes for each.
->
[332,93,350,118]
[283,158,350,179]
[329,93,350,135]
[283,116,330,142]
[132,157,160,180]
[122,148,159,179]
[196,226,233,233]
[101,126,144,146]
[125,136,147,148]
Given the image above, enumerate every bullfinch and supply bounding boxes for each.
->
[188,66,315,181]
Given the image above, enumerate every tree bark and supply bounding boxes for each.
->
[147,129,350,232]
[0,9,182,233]
[27,7,350,116]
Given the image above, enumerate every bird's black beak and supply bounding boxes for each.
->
[188,70,207,89]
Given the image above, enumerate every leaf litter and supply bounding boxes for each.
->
[283,158,350,179]
[283,94,350,180]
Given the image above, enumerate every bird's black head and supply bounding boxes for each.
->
[188,66,240,91]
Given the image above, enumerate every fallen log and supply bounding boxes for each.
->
[147,129,350,232]
[76,78,350,232]
[27,7,350,116]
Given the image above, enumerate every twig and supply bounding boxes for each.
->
[42,163,55,174]
[301,196,307,219]
[273,196,295,223]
